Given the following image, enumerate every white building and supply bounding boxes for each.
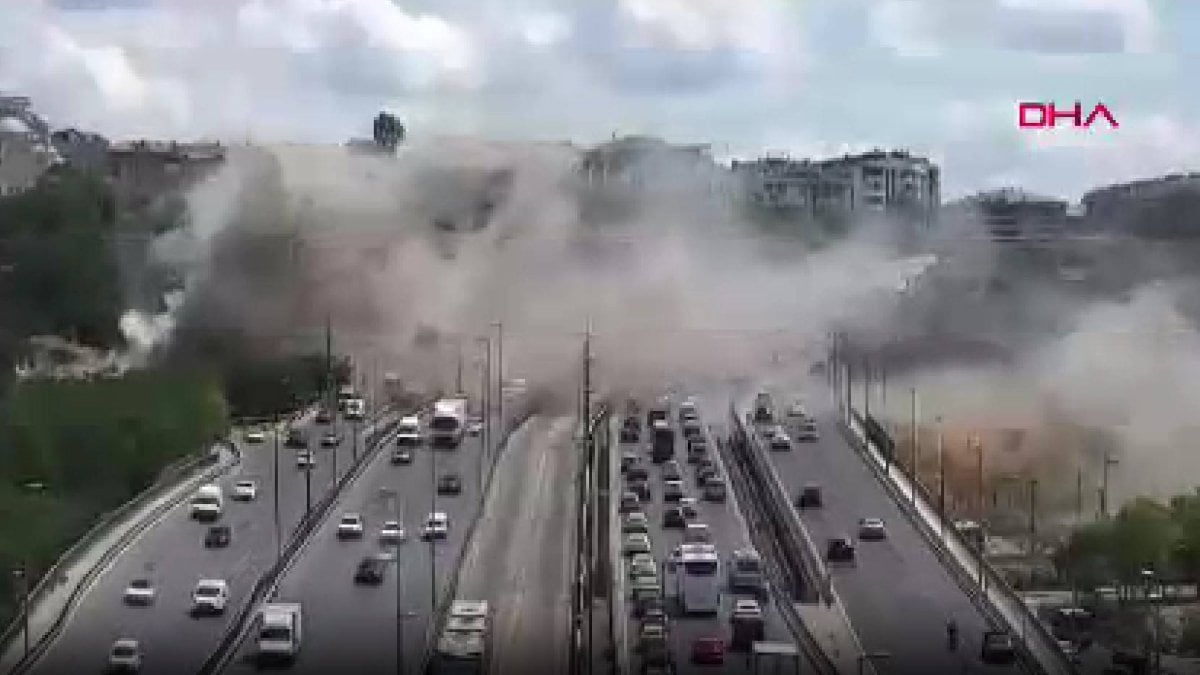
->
[0,117,60,196]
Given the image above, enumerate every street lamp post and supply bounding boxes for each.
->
[492,321,504,449]
[857,651,891,675]
[12,565,29,657]
[1142,568,1161,674]
[1100,453,1119,519]
[273,410,282,560]
[936,415,946,534]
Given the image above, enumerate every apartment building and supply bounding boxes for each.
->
[107,139,226,211]
[1081,172,1200,237]
[576,135,723,195]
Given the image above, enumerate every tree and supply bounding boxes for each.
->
[372,112,405,151]
[1110,498,1174,582]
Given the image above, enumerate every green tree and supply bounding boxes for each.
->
[1110,498,1174,582]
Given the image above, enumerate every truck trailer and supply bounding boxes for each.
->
[431,397,469,449]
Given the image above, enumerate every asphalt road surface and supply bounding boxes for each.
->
[617,399,804,675]
[28,411,381,675]
[454,416,578,675]
[757,386,1026,675]
[219,421,497,675]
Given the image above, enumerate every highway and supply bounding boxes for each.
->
[27,410,380,675]
[754,384,1025,675]
[454,416,578,675]
[220,415,499,675]
[615,397,804,675]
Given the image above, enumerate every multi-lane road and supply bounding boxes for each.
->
[219,412,497,675]
[615,399,807,674]
[28,410,381,675]
[454,416,578,675]
[756,384,1025,675]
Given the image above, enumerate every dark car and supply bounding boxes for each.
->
[204,525,231,548]
[690,637,725,665]
[437,473,463,495]
[629,479,651,502]
[686,443,707,465]
[633,594,665,619]
[316,408,333,424]
[284,429,307,449]
[621,451,640,473]
[797,484,822,508]
[663,481,684,503]
[627,465,649,482]
[621,426,640,444]
[354,556,387,585]
[662,462,682,482]
[981,630,1017,664]
[696,466,717,488]
[319,432,340,448]
[825,537,855,563]
[682,423,701,441]
[662,507,686,529]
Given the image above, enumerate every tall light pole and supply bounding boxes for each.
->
[909,387,919,504]
[476,337,491,494]
[1100,453,1119,519]
[12,565,28,658]
[936,415,946,532]
[273,410,281,561]
[492,321,504,442]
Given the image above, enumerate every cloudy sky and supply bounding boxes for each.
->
[1,0,1195,199]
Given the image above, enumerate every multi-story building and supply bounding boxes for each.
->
[1081,172,1200,236]
[941,188,1068,245]
[50,128,110,173]
[576,135,722,195]
[107,140,226,211]
[0,117,60,197]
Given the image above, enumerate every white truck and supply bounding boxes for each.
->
[343,396,366,421]
[256,602,303,665]
[190,484,224,521]
[430,397,469,449]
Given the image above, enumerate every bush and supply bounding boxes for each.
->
[0,371,227,626]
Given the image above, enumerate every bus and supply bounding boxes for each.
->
[676,545,721,615]
[651,420,675,463]
[432,600,490,674]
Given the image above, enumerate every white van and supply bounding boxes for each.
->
[190,484,224,521]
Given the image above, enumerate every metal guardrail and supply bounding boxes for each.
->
[196,407,404,675]
[839,407,1074,675]
[418,400,539,675]
[0,405,317,675]
[570,404,610,675]
[724,406,840,675]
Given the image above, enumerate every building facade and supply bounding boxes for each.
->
[942,188,1068,246]
[0,94,60,196]
[107,140,226,211]
[577,135,723,196]
[1081,173,1200,237]
[51,128,110,173]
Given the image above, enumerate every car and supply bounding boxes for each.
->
[620,426,640,443]
[662,506,686,529]
[316,408,333,424]
[686,443,707,464]
[682,423,701,441]
[702,478,727,502]
[641,606,667,632]
[632,593,665,619]
[621,451,640,473]
[623,532,652,556]
[284,429,307,449]
[795,420,819,442]
[797,483,822,508]
[684,523,711,544]
[639,623,668,654]
[981,630,1017,664]
[320,432,340,448]
[391,447,413,464]
[619,491,640,514]
[759,425,777,440]
[826,537,855,564]
[296,450,315,469]
[691,637,726,665]
[662,460,682,482]
[379,520,406,544]
[466,419,483,436]
[732,598,763,620]
[437,473,463,495]
[123,579,155,605]
[337,513,364,539]
[786,402,808,419]
[695,466,717,488]
[663,480,684,502]
[628,479,651,502]
[204,525,231,548]
[244,429,266,444]
[191,579,229,615]
[626,465,649,482]
[421,512,449,540]
[679,497,699,520]
[232,480,257,501]
[108,638,141,673]
[631,565,660,588]
[858,517,887,540]
[769,432,792,451]
[354,556,387,584]
[622,511,649,534]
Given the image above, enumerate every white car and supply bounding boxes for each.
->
[379,520,406,544]
[858,517,887,541]
[245,429,266,444]
[296,451,314,469]
[122,579,155,605]
[466,419,483,437]
[337,513,364,539]
[733,598,763,620]
[192,579,229,615]
[769,432,792,451]
[623,532,651,556]
[232,480,257,501]
[786,402,808,419]
[108,638,141,672]
[795,421,819,442]
[421,512,450,540]
[628,557,657,580]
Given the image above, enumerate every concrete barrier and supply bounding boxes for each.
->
[839,405,1073,675]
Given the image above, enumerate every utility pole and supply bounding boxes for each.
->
[1028,479,1039,571]
[493,321,504,442]
[937,417,946,532]
[273,410,281,560]
[909,388,918,502]
[862,356,870,418]
[325,314,333,407]
[477,337,491,496]
[583,323,592,424]
[455,337,463,394]
[1100,453,1119,519]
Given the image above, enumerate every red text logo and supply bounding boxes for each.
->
[1018,102,1119,129]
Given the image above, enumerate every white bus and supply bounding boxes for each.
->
[676,545,721,615]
